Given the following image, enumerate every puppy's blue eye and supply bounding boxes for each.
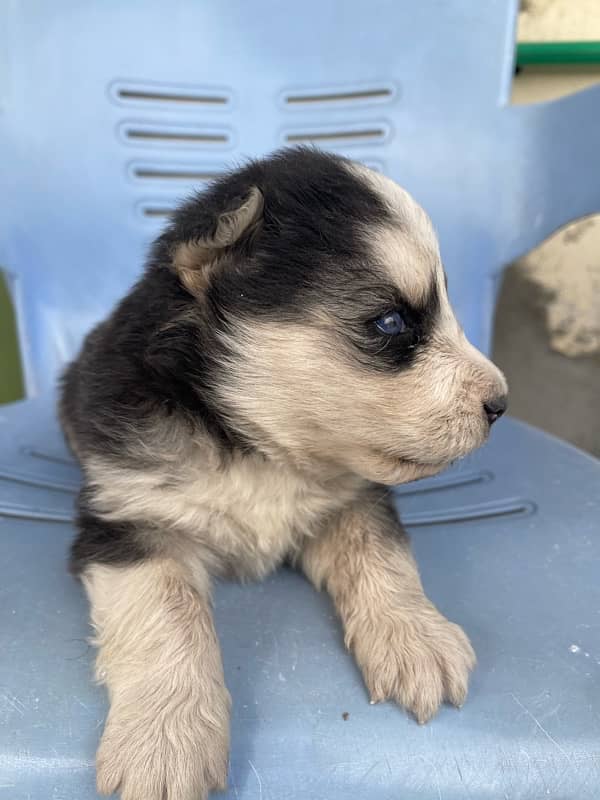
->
[374,310,407,335]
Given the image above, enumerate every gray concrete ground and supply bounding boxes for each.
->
[493,264,600,458]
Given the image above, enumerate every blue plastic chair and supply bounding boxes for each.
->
[1,2,600,798]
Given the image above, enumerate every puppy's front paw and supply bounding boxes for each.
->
[96,685,230,800]
[352,603,476,724]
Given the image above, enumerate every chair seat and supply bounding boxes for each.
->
[1,397,599,799]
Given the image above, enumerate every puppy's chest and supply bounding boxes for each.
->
[185,459,344,565]
[89,453,359,574]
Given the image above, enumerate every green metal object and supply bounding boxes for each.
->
[517,41,600,66]
[0,272,25,404]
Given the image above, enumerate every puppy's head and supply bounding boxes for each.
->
[159,148,507,484]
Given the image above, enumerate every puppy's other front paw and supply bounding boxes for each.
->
[96,685,230,800]
[352,603,476,724]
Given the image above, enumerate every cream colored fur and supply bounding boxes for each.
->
[299,494,476,723]
[84,559,230,800]
[86,448,363,581]
[219,314,505,485]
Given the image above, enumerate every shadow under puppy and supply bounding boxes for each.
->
[59,147,508,800]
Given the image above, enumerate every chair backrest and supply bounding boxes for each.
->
[2,0,599,396]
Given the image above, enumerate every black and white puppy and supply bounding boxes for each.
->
[60,147,507,800]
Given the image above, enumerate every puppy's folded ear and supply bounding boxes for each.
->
[173,187,264,297]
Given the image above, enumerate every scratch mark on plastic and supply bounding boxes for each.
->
[454,756,465,785]
[248,759,263,800]
[511,692,571,762]
[359,761,380,783]
[230,765,240,799]
[1,691,26,717]
[72,696,91,712]
[419,756,442,799]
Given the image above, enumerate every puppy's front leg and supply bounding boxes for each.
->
[82,557,230,800]
[300,496,475,723]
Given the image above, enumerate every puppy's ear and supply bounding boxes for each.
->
[173,187,263,297]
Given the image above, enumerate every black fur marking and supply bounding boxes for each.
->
[154,146,391,317]
[336,279,441,371]
[69,488,150,575]
[59,265,250,462]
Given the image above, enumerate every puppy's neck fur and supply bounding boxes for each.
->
[83,423,366,581]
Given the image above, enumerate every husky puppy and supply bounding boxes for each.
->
[60,147,507,800]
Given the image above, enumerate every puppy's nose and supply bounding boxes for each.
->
[484,396,508,425]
